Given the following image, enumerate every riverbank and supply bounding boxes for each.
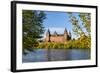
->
[34,39,90,49]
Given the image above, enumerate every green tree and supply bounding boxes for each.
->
[68,12,91,49]
[79,13,91,36]
[68,12,91,37]
[23,10,46,52]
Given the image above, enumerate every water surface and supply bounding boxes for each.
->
[22,49,90,63]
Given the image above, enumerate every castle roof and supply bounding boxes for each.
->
[69,31,71,36]
[46,29,50,34]
[64,28,68,34]
[51,34,63,36]
[46,28,70,37]
[54,31,58,36]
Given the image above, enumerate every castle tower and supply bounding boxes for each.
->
[54,31,58,36]
[68,31,71,40]
[46,29,50,42]
[64,28,68,41]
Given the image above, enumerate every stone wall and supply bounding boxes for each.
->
[50,36,64,42]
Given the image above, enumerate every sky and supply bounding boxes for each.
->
[43,11,72,33]
[43,11,80,39]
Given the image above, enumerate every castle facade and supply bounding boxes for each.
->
[45,28,71,43]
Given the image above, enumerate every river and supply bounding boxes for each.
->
[22,49,90,63]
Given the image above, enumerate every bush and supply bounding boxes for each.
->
[35,36,91,49]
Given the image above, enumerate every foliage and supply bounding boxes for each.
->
[79,13,91,36]
[23,10,46,51]
[34,35,91,49]
[68,12,91,37]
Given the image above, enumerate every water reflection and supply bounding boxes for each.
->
[22,49,90,63]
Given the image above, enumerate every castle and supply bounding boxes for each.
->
[45,28,71,43]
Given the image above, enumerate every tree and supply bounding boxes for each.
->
[23,10,46,51]
[68,12,91,38]
[67,12,91,49]
[79,13,91,36]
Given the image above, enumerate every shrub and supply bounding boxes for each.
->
[35,36,91,49]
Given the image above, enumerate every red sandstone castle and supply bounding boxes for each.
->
[45,28,71,42]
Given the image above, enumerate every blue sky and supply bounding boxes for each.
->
[43,11,72,33]
[43,11,80,39]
